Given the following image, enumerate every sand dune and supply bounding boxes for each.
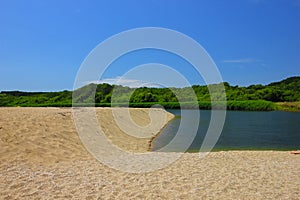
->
[0,108,299,199]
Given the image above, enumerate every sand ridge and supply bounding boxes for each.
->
[0,107,174,164]
[0,108,300,199]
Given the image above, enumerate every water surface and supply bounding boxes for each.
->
[153,110,300,152]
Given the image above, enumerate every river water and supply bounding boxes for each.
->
[152,110,300,152]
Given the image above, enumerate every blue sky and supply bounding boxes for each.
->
[0,0,300,91]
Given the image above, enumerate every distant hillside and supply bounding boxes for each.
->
[223,76,300,102]
[1,76,300,111]
[268,76,300,91]
[269,76,300,86]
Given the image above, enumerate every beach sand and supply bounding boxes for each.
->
[0,108,299,199]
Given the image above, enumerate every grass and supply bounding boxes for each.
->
[2,98,300,112]
[126,100,277,111]
[0,100,278,111]
[275,102,300,112]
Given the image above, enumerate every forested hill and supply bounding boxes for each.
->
[1,76,300,111]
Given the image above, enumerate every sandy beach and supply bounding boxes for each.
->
[0,108,299,199]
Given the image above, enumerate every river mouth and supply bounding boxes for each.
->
[152,110,300,152]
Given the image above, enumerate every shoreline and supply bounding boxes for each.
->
[8,107,298,154]
[147,114,175,151]
[1,100,300,112]
[96,107,175,152]
[1,102,300,112]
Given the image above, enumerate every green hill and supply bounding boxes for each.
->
[1,76,300,111]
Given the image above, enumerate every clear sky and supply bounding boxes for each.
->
[0,0,300,91]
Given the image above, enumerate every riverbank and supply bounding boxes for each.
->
[3,100,300,112]
[1,108,299,199]
[276,101,300,112]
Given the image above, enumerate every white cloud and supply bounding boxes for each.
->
[88,77,163,88]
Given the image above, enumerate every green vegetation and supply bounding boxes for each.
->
[0,90,72,107]
[275,102,300,112]
[1,76,300,111]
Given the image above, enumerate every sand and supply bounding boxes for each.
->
[0,108,300,199]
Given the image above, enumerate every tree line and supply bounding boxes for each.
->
[1,76,299,111]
